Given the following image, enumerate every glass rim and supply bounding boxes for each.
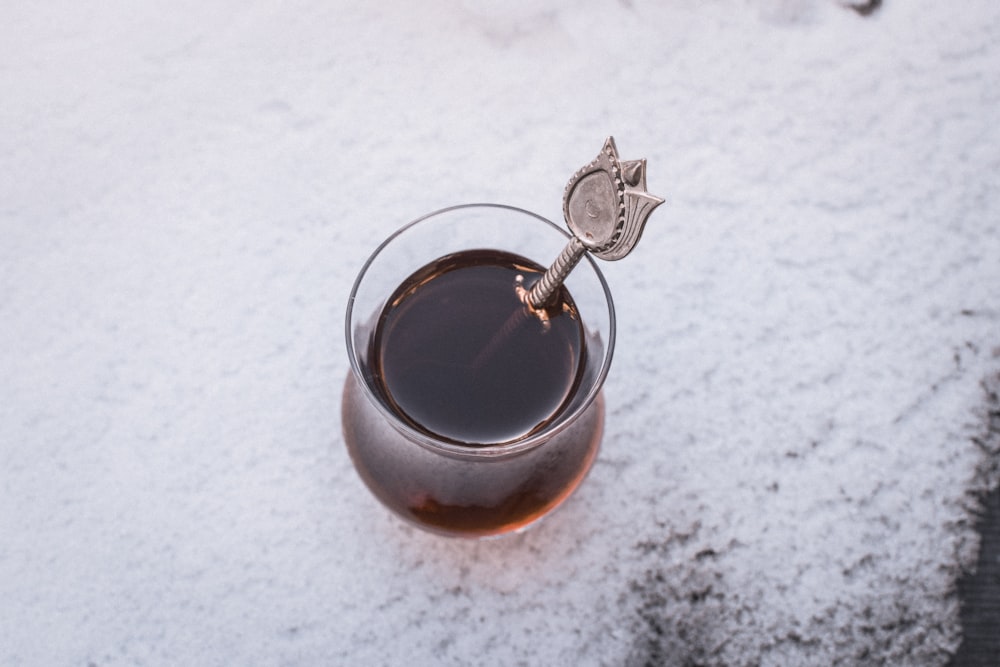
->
[344,203,616,459]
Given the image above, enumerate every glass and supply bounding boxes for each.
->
[342,204,615,538]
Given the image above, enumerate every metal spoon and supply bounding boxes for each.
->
[473,138,663,370]
[520,136,665,309]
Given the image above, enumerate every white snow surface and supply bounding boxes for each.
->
[2,0,1000,665]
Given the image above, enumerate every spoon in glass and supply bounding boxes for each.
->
[473,137,664,369]
[519,136,665,311]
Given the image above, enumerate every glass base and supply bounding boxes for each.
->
[341,373,604,539]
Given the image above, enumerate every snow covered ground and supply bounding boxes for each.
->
[2,0,999,664]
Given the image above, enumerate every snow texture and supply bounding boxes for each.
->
[2,0,1000,665]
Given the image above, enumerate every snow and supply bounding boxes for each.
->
[2,0,999,664]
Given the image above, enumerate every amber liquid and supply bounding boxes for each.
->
[344,249,602,536]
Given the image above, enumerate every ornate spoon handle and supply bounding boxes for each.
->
[525,136,664,308]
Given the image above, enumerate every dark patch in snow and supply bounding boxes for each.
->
[951,372,1000,666]
[840,0,882,17]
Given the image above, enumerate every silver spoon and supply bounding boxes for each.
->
[520,136,664,310]
[473,137,663,368]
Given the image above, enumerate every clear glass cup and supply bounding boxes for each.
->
[342,204,616,538]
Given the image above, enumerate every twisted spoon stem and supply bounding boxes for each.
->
[471,236,586,370]
[526,236,587,309]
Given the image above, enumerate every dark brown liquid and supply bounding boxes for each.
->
[343,248,602,537]
[370,249,585,445]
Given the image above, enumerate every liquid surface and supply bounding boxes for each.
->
[370,249,585,445]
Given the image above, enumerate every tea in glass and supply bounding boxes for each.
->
[342,205,614,537]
